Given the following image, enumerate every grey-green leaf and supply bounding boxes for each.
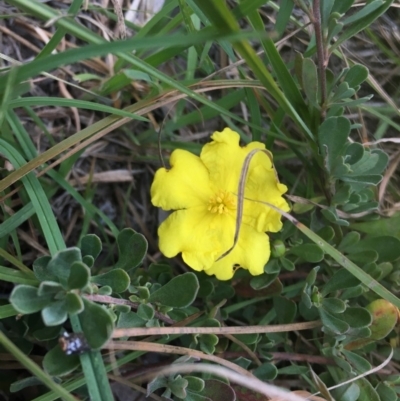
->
[80,298,114,349]
[91,269,130,293]
[137,303,155,321]
[345,65,369,88]
[319,308,349,334]
[33,256,55,282]
[80,234,102,260]
[318,116,350,174]
[115,228,148,271]
[148,273,199,308]
[67,261,90,290]
[65,292,84,315]
[10,285,51,314]
[43,345,80,377]
[42,300,68,326]
[47,248,82,287]
[302,58,319,107]
[290,243,324,262]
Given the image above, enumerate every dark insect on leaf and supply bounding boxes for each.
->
[58,331,91,355]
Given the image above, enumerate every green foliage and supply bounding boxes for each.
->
[148,273,200,308]
[1,0,399,400]
[114,228,148,271]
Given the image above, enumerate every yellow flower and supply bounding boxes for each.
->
[151,128,289,280]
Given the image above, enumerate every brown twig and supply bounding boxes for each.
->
[112,320,322,338]
[84,294,175,325]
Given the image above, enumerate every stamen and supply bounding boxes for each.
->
[208,190,236,215]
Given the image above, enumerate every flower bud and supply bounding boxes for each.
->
[271,240,286,258]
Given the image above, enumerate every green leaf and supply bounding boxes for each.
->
[33,326,61,341]
[42,300,68,326]
[33,256,55,282]
[357,378,380,401]
[137,303,155,321]
[98,286,112,295]
[80,298,114,349]
[280,257,295,271]
[253,363,278,381]
[277,365,309,375]
[0,304,18,319]
[114,228,148,271]
[91,269,130,293]
[332,383,360,401]
[275,0,294,37]
[9,97,149,122]
[344,147,374,173]
[316,226,335,242]
[332,0,355,14]
[43,345,80,376]
[37,281,64,296]
[65,292,84,315]
[117,311,146,328]
[344,64,369,88]
[47,248,82,287]
[340,307,372,329]
[123,69,152,82]
[306,266,319,286]
[234,333,259,345]
[375,383,397,401]
[0,265,38,285]
[191,0,313,140]
[80,234,102,261]
[293,220,400,309]
[83,255,95,268]
[342,350,371,373]
[319,308,349,334]
[342,0,384,25]
[351,213,400,238]
[318,116,351,175]
[338,232,360,252]
[322,269,360,297]
[10,285,51,314]
[67,261,90,290]
[186,376,205,392]
[250,272,278,290]
[199,334,219,354]
[347,250,378,265]
[367,299,398,340]
[200,379,236,401]
[302,58,319,107]
[345,299,397,350]
[273,296,297,324]
[350,236,400,263]
[148,273,199,308]
[322,298,346,314]
[10,377,44,393]
[290,243,324,262]
[147,376,168,397]
[332,1,391,52]
[169,376,188,399]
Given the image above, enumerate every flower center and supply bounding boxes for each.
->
[208,190,236,214]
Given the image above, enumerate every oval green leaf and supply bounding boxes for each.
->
[148,273,199,308]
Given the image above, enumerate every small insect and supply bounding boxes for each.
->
[59,331,91,356]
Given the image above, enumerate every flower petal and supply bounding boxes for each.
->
[151,149,212,211]
[158,207,236,271]
[201,128,289,233]
[204,223,270,280]
[200,128,255,192]
[242,153,290,233]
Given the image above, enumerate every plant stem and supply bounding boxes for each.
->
[312,0,327,116]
